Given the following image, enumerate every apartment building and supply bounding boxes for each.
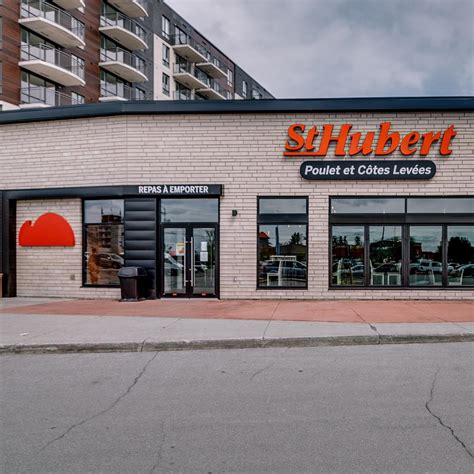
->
[0,0,273,110]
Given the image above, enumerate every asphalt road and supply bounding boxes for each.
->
[1,343,473,473]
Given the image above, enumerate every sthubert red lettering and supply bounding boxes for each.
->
[284,122,456,157]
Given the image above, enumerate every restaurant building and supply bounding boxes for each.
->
[0,97,473,300]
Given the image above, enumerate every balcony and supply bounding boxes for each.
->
[100,48,147,83]
[196,56,228,80]
[53,0,85,9]
[19,0,85,48]
[173,63,209,90]
[171,33,207,63]
[100,12,147,51]
[19,44,85,87]
[20,86,82,108]
[173,89,193,101]
[107,0,148,18]
[196,80,227,100]
[99,83,146,102]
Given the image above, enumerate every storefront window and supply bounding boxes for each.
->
[84,200,124,286]
[369,226,402,286]
[161,199,218,223]
[331,226,365,286]
[258,198,308,288]
[331,198,404,214]
[409,226,442,286]
[407,198,474,214]
[329,197,473,288]
[447,226,474,286]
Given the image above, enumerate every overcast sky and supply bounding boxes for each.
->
[166,0,473,98]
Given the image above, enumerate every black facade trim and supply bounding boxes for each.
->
[1,97,473,125]
[2,185,223,200]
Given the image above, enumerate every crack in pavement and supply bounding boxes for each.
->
[149,421,166,473]
[250,347,289,381]
[351,308,382,342]
[38,352,159,452]
[262,302,280,341]
[425,368,473,459]
[432,316,473,334]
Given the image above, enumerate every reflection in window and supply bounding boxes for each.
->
[161,199,218,223]
[407,198,474,214]
[84,200,124,286]
[369,226,402,286]
[409,226,442,286]
[258,225,307,287]
[331,198,404,214]
[259,198,307,214]
[332,226,365,286]
[447,226,474,286]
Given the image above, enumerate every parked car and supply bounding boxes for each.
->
[451,263,474,278]
[373,263,400,273]
[418,260,442,273]
[97,253,123,269]
[263,260,307,282]
[351,264,364,277]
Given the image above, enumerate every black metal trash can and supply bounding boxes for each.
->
[118,267,148,301]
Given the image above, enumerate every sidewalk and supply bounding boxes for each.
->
[1,298,473,353]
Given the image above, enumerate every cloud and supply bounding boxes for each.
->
[19,213,75,247]
[166,0,473,97]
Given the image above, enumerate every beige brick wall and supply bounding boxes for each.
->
[16,200,120,299]
[1,111,473,300]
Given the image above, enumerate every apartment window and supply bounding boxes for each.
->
[162,44,170,67]
[227,68,233,86]
[71,92,84,104]
[252,89,263,100]
[162,16,170,40]
[83,200,124,287]
[242,80,248,98]
[135,88,145,100]
[330,197,474,288]
[258,197,308,289]
[21,71,55,105]
[162,73,170,96]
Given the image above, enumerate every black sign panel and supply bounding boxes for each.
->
[123,185,223,196]
[300,160,436,180]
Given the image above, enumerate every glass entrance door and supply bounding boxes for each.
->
[192,227,216,296]
[162,225,218,297]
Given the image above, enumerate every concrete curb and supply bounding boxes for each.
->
[1,333,473,354]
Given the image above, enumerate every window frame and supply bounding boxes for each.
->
[161,16,170,40]
[162,72,170,96]
[328,196,474,290]
[82,198,125,288]
[162,43,170,67]
[257,196,309,290]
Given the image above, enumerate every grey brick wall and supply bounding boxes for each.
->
[1,111,472,300]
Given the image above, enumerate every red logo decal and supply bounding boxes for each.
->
[19,212,75,247]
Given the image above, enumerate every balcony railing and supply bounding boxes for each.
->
[100,83,146,101]
[173,62,210,87]
[20,0,85,43]
[100,11,146,44]
[101,47,146,75]
[21,44,85,80]
[173,89,193,101]
[21,86,81,107]
[171,33,207,62]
